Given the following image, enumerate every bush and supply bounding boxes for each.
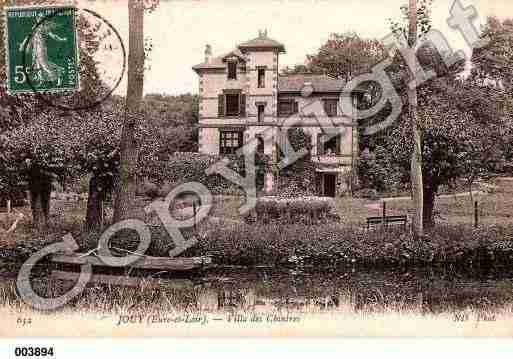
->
[354,188,380,200]
[142,181,160,199]
[358,146,405,194]
[244,196,339,224]
[275,128,317,197]
[140,153,236,195]
[141,152,271,196]
[187,223,513,268]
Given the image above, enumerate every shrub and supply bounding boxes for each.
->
[141,152,271,196]
[275,128,317,197]
[354,188,380,200]
[142,181,160,199]
[244,196,339,224]
[141,153,240,195]
[358,146,405,194]
[186,223,513,268]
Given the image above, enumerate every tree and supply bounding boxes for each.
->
[386,0,436,232]
[0,0,106,228]
[385,76,512,227]
[113,0,146,222]
[306,32,387,81]
[2,111,84,228]
[142,93,199,158]
[408,0,424,236]
[472,17,513,91]
[79,102,161,229]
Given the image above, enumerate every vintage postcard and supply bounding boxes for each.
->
[2,0,513,350]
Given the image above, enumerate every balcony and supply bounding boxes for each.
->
[312,154,352,166]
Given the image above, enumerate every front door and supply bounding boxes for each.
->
[323,173,337,197]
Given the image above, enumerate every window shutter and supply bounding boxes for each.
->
[336,134,341,155]
[238,131,244,149]
[218,94,225,117]
[293,101,299,114]
[240,94,246,117]
[317,134,323,155]
[323,100,329,116]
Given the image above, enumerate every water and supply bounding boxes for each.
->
[1,264,513,314]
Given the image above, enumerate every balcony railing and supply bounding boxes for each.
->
[313,154,352,165]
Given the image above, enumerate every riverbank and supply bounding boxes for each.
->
[2,268,513,337]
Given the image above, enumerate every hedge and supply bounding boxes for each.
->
[244,196,339,224]
[187,223,513,268]
[140,152,244,196]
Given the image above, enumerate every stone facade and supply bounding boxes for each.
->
[193,32,361,197]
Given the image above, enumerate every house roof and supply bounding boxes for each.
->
[237,35,285,53]
[192,49,246,71]
[222,48,245,61]
[278,74,351,93]
[193,33,285,71]
[192,56,225,70]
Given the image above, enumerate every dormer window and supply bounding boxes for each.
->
[228,61,237,80]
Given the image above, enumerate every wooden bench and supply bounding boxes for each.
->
[366,215,408,229]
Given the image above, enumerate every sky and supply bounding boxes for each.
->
[78,0,513,96]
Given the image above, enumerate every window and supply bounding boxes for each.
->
[278,100,298,117]
[228,61,237,80]
[225,94,240,116]
[220,131,243,155]
[257,104,265,122]
[318,133,341,155]
[258,68,266,88]
[323,99,338,117]
[219,92,246,117]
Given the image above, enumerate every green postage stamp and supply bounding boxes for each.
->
[4,5,79,94]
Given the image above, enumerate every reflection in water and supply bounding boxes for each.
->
[180,269,513,314]
[1,267,513,315]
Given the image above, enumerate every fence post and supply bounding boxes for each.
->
[382,201,387,228]
[193,200,197,231]
[100,200,104,228]
[474,201,479,228]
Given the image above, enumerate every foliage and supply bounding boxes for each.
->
[244,197,339,225]
[306,32,388,81]
[359,10,513,225]
[141,93,199,157]
[389,0,434,41]
[357,146,404,193]
[472,17,513,91]
[275,128,317,197]
[141,152,270,196]
[185,222,513,268]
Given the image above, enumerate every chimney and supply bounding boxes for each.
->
[258,29,268,38]
[205,44,212,63]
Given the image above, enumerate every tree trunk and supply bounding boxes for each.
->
[113,0,145,222]
[28,171,52,230]
[86,175,107,229]
[469,180,474,205]
[423,181,437,228]
[408,0,424,237]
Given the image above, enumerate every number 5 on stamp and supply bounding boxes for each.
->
[4,5,80,94]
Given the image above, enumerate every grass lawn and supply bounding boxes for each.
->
[2,186,512,248]
[2,178,513,268]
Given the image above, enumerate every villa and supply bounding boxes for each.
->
[193,31,363,197]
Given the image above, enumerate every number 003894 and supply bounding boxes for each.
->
[14,347,54,357]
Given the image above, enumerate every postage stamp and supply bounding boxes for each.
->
[4,5,79,94]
